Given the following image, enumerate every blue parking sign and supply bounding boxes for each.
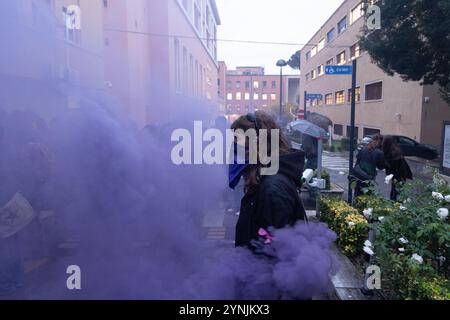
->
[325,65,353,75]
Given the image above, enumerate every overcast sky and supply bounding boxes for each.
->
[216,0,344,75]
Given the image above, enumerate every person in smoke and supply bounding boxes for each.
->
[383,135,412,201]
[302,134,318,170]
[229,111,307,248]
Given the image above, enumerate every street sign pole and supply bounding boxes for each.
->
[348,58,358,204]
[304,91,307,120]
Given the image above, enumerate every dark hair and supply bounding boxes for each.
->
[231,111,290,194]
[367,134,383,151]
[383,135,402,160]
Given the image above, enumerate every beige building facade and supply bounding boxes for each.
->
[300,0,450,150]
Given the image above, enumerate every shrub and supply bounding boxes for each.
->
[320,197,368,256]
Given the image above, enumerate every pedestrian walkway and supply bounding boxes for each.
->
[322,153,350,172]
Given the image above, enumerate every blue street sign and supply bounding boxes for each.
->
[306,94,323,100]
[325,65,353,75]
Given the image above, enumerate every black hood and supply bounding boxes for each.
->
[277,151,305,188]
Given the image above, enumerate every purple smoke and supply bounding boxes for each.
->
[0,0,338,300]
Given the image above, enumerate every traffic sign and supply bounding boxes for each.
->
[325,65,353,75]
[306,93,323,100]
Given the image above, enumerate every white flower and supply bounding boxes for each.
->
[363,246,375,256]
[400,206,408,211]
[348,222,356,227]
[403,198,412,204]
[445,195,450,203]
[437,208,449,221]
[364,240,373,248]
[363,208,373,218]
[432,192,444,201]
[398,248,405,253]
[378,216,385,222]
[399,237,409,244]
[411,253,423,264]
[385,174,394,184]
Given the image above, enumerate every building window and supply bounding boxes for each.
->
[262,94,268,100]
[318,38,325,52]
[338,16,347,34]
[312,99,318,107]
[305,74,310,82]
[311,70,317,79]
[236,92,242,100]
[194,4,201,31]
[365,81,383,101]
[337,51,346,65]
[350,2,363,24]
[226,81,232,89]
[363,127,381,137]
[271,94,277,101]
[335,91,345,104]
[174,39,181,92]
[103,0,108,8]
[195,60,199,96]
[62,6,81,44]
[254,93,259,100]
[190,55,194,95]
[348,87,361,103]
[245,93,250,100]
[318,64,324,76]
[306,51,311,61]
[262,81,267,89]
[183,47,188,93]
[350,42,361,59]
[334,124,343,136]
[236,81,241,89]
[253,81,259,89]
[326,58,334,65]
[311,46,318,57]
[325,93,333,105]
[245,81,250,89]
[327,28,335,43]
[272,81,276,89]
[227,93,233,100]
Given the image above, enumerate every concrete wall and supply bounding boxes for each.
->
[421,85,450,150]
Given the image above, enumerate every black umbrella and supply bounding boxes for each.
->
[288,120,327,139]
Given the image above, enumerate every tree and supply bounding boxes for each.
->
[287,50,301,70]
[359,0,450,104]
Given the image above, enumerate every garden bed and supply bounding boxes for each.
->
[319,171,450,300]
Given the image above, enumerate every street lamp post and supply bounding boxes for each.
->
[276,59,288,119]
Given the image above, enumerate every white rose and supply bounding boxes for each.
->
[363,246,375,256]
[411,253,423,264]
[432,192,444,201]
[398,248,405,253]
[385,174,394,184]
[437,208,449,221]
[364,240,373,248]
[399,237,409,244]
[348,222,356,227]
[445,195,450,203]
[363,208,373,218]
[400,206,407,211]
[378,216,385,222]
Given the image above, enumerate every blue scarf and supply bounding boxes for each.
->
[228,143,248,189]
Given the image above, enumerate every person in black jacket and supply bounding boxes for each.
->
[383,136,413,201]
[229,111,307,249]
[353,134,386,197]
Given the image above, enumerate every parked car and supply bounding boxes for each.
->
[358,135,439,160]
